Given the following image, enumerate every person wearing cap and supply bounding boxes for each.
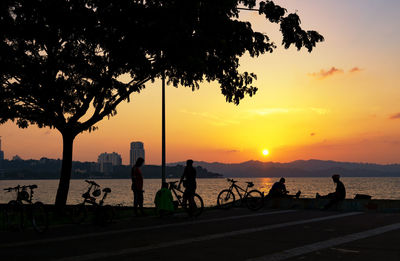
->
[316,174,346,209]
[268,178,288,197]
[178,159,197,216]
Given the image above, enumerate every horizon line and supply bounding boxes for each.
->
[3,157,400,166]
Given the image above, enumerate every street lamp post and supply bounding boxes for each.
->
[161,70,166,183]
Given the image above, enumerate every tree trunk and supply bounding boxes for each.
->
[55,132,75,207]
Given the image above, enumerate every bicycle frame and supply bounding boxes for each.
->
[3,184,49,233]
[167,181,204,217]
[4,185,37,205]
[79,180,111,207]
[80,183,99,205]
[168,182,185,207]
[99,191,109,206]
[229,183,251,201]
[218,179,263,211]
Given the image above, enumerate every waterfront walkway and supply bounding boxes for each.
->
[1,208,400,261]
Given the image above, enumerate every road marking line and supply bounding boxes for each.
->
[246,222,400,261]
[54,212,361,261]
[1,210,295,248]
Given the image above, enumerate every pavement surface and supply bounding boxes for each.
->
[1,208,400,261]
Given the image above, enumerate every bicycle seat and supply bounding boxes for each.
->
[103,187,111,193]
[30,184,38,189]
[246,182,254,188]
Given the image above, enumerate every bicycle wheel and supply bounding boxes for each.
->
[245,190,264,211]
[5,200,23,231]
[31,202,48,233]
[233,194,243,207]
[1,206,6,231]
[217,190,235,209]
[184,194,204,217]
[95,205,115,225]
[70,204,87,224]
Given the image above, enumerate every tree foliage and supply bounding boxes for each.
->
[0,0,323,205]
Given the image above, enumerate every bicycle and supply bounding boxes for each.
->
[3,184,48,233]
[168,181,204,217]
[70,180,114,225]
[217,178,264,211]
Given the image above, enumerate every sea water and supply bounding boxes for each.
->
[1,177,399,207]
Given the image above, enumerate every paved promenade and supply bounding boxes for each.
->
[1,208,399,261]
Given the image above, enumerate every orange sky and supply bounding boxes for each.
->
[1,1,400,165]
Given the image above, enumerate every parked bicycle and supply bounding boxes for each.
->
[70,180,114,225]
[217,179,264,210]
[168,181,204,217]
[3,184,48,233]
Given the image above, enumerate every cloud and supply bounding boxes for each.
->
[309,67,343,79]
[309,107,329,115]
[309,66,363,79]
[349,67,362,73]
[248,107,329,116]
[248,108,290,116]
[389,113,400,120]
[180,110,240,126]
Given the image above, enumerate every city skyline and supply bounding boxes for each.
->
[130,141,145,166]
[1,1,400,165]
[98,152,122,173]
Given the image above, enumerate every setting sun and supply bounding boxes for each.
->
[262,149,269,156]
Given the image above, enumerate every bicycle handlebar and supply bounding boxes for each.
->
[168,181,178,185]
[4,185,20,191]
[227,178,237,183]
[3,184,37,192]
[85,180,99,187]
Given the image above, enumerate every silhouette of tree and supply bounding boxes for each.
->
[0,0,323,206]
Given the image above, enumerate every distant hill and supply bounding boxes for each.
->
[168,159,400,178]
[0,158,222,180]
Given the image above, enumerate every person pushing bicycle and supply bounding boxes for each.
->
[178,159,197,217]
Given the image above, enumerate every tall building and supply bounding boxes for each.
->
[0,137,4,161]
[130,142,145,166]
[97,152,122,173]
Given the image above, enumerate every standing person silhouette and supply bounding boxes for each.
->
[131,157,145,216]
[178,159,197,216]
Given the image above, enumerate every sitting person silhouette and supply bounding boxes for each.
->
[154,182,174,217]
[267,178,301,199]
[316,174,346,209]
